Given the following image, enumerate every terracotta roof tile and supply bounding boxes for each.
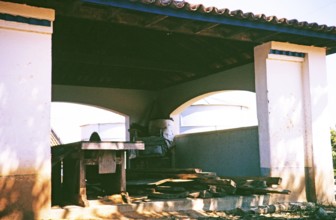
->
[128,0,336,33]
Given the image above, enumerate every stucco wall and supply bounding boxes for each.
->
[254,42,334,203]
[174,126,260,176]
[52,63,256,126]
[158,63,255,117]
[0,1,54,218]
[52,85,157,125]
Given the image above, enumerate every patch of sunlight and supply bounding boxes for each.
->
[34,142,50,177]
[51,102,126,144]
[0,148,19,175]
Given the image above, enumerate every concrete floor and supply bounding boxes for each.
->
[48,195,270,219]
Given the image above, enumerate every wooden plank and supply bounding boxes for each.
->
[127,171,216,180]
[53,141,145,150]
[200,178,236,186]
[199,178,236,194]
[98,151,116,174]
[175,172,217,179]
[148,178,173,186]
[220,176,282,186]
[126,178,171,186]
[81,141,145,150]
[237,187,291,195]
[148,191,189,199]
[129,168,202,174]
[156,186,186,193]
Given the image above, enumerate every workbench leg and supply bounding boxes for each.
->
[79,152,89,207]
[51,159,62,206]
[120,151,126,192]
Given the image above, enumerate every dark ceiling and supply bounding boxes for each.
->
[52,16,256,90]
[5,0,336,90]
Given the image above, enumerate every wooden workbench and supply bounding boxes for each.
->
[51,141,144,206]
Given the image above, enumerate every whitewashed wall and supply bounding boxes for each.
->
[0,1,54,218]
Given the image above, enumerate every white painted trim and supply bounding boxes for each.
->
[269,41,326,54]
[0,1,55,21]
[268,54,304,62]
[0,19,53,34]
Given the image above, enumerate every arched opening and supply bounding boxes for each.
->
[170,90,260,177]
[171,90,258,135]
[51,102,128,144]
[50,102,129,205]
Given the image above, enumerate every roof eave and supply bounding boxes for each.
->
[83,0,336,43]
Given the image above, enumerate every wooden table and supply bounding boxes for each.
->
[51,141,144,206]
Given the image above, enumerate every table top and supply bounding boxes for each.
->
[52,141,145,151]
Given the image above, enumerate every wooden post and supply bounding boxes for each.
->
[120,151,126,192]
[79,151,89,207]
[51,158,62,206]
[62,153,77,203]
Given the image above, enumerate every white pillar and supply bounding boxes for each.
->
[0,1,54,219]
[255,41,334,203]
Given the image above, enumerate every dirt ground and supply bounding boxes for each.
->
[105,203,336,220]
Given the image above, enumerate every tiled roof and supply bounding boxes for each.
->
[117,0,336,34]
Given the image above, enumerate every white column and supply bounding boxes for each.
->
[254,41,334,204]
[0,1,54,219]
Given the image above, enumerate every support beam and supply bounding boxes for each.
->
[254,41,334,204]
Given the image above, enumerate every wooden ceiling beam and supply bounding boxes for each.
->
[194,23,220,34]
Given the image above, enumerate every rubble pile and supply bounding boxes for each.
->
[211,203,336,219]
[126,168,290,200]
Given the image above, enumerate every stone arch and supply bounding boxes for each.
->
[157,63,256,118]
[169,90,257,134]
[52,85,156,125]
[52,101,128,118]
[51,101,130,142]
[170,91,220,116]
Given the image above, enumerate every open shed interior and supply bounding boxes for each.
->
[3,0,336,211]
[9,0,336,91]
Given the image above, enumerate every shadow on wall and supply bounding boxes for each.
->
[269,165,332,203]
[313,165,334,204]
[0,154,50,219]
[268,170,306,203]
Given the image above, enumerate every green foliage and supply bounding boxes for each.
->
[331,129,336,149]
[331,129,336,169]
